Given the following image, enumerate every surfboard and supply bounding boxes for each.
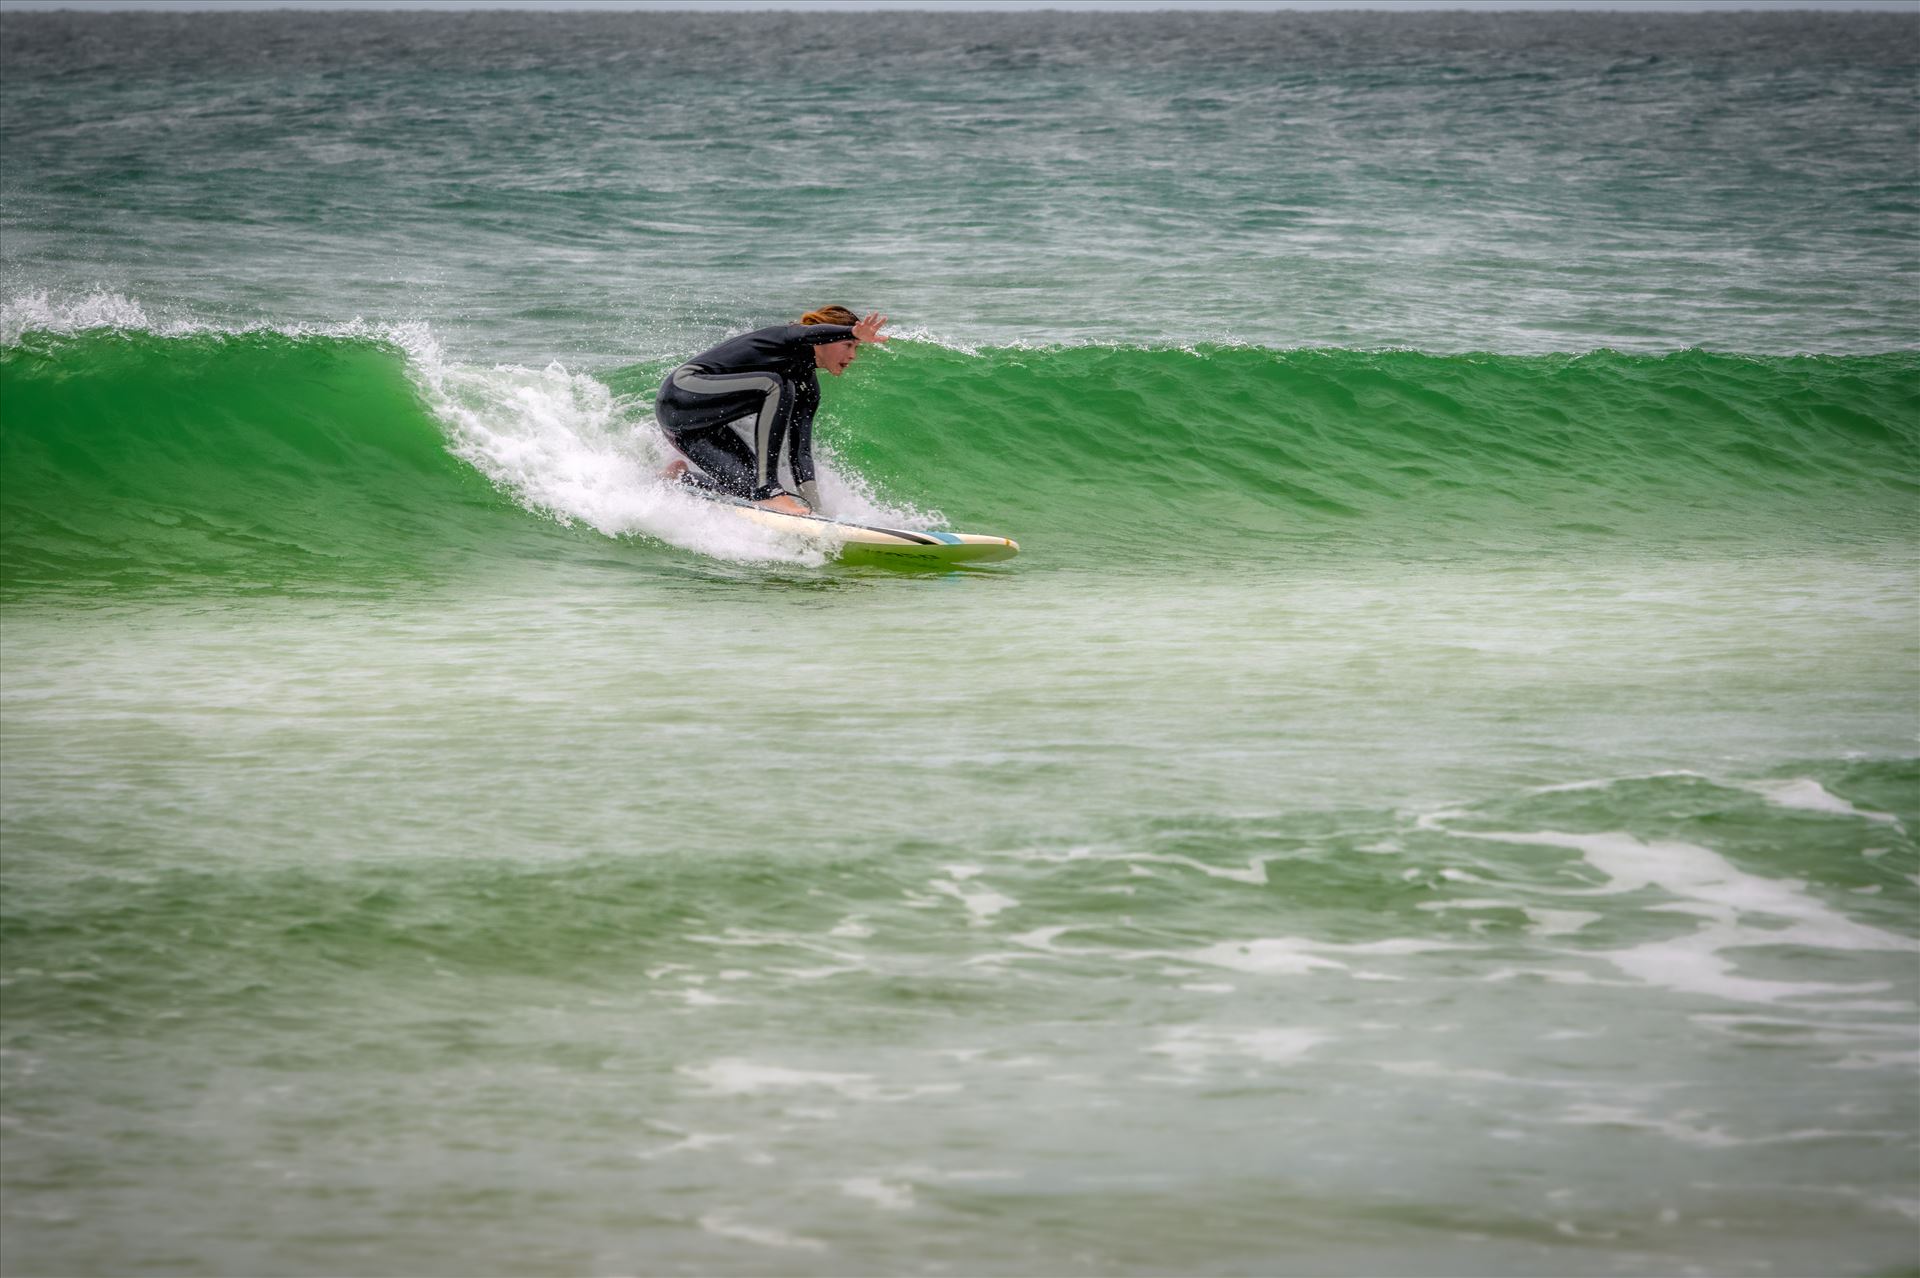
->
[704,494,1019,565]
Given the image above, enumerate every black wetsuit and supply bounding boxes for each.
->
[653,323,857,506]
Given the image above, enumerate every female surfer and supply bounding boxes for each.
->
[654,306,890,516]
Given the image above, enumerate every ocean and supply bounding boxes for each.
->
[1,7,1916,1276]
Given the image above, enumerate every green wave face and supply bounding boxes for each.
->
[0,330,538,590]
[824,344,1920,558]
[5,331,1916,591]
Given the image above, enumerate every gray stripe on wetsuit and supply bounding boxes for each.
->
[669,367,789,493]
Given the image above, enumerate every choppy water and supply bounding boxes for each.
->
[1,9,1916,1277]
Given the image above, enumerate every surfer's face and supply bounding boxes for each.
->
[814,339,858,376]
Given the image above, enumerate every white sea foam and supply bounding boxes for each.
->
[697,1213,825,1253]
[1002,842,1280,886]
[1436,824,1915,1006]
[1746,778,1902,828]
[840,1177,915,1211]
[1606,929,1888,1007]
[960,923,1103,968]
[1529,770,1710,795]
[1180,940,1347,976]
[683,1059,874,1098]
[1526,771,1902,830]
[1008,925,1079,952]
[971,925,1463,981]
[1415,896,1517,913]
[1129,852,1277,885]
[1478,967,1616,987]
[674,989,743,1007]
[686,929,860,960]
[1556,1102,1865,1150]
[1460,828,1908,948]
[635,1131,735,1160]
[929,872,1018,926]
[883,1163,1022,1185]
[1375,1061,1604,1091]
[1526,909,1603,937]
[1421,899,1602,939]
[772,960,871,982]
[1181,935,1457,977]
[682,1058,961,1104]
[1150,1026,1328,1072]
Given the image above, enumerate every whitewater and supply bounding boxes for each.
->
[2,8,1916,1278]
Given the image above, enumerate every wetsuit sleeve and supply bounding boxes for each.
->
[790,379,820,508]
[682,324,859,374]
[779,324,858,348]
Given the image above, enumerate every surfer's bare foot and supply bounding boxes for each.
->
[661,457,688,482]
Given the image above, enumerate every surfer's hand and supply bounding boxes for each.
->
[758,494,811,516]
[853,312,889,343]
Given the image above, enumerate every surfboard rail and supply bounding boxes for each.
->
[707,495,1019,564]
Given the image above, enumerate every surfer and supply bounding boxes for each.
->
[654,307,890,516]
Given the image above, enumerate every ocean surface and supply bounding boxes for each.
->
[2,8,1917,1277]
